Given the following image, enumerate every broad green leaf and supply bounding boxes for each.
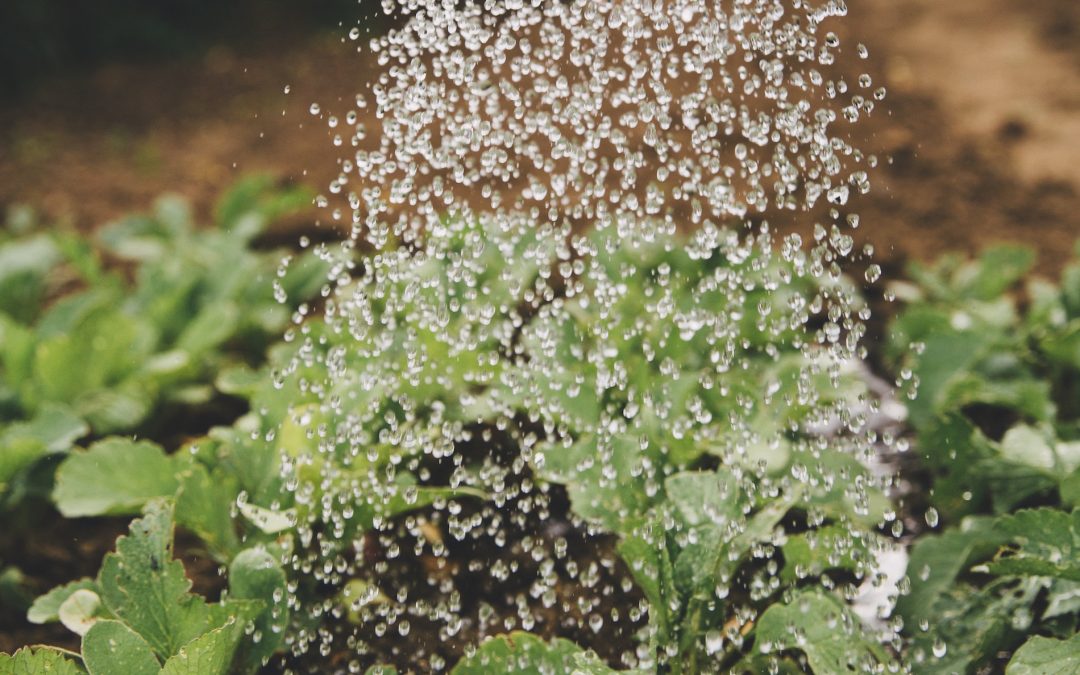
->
[0,313,36,390]
[938,372,1054,425]
[451,632,604,674]
[82,620,161,675]
[0,647,83,675]
[0,404,88,491]
[159,616,246,675]
[175,302,240,357]
[2,404,88,453]
[1062,469,1080,508]
[794,448,889,526]
[1040,321,1080,371]
[911,578,1039,675]
[1056,440,1080,474]
[175,463,239,559]
[27,578,98,624]
[917,414,998,516]
[966,245,1036,300]
[229,548,288,671]
[53,439,179,517]
[674,492,792,595]
[896,516,1003,626]
[97,214,172,261]
[617,519,675,644]
[0,235,61,323]
[985,508,1080,582]
[365,666,399,675]
[978,458,1059,515]
[754,590,887,673]
[214,367,262,398]
[780,525,874,585]
[1000,425,1056,471]
[33,309,149,406]
[97,500,225,659]
[538,434,655,534]
[906,330,991,429]
[665,471,743,528]
[1006,633,1080,674]
[0,438,47,493]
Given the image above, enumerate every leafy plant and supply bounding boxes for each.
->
[22,500,287,674]
[0,176,328,507]
[888,241,1080,670]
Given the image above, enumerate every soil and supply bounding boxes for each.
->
[3,0,1080,670]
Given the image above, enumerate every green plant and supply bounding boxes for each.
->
[887,242,1080,671]
[20,500,287,674]
[0,176,327,507]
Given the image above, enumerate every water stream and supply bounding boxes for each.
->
[281,1,902,670]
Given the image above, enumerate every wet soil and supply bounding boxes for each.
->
[3,0,1080,669]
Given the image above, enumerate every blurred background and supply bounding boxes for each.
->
[0,0,1079,269]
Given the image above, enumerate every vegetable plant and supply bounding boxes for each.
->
[887,242,1080,671]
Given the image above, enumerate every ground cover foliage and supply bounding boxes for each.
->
[0,180,1078,673]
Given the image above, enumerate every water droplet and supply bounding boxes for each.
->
[924,507,940,528]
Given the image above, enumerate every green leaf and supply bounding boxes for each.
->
[175,463,239,560]
[906,330,992,429]
[175,302,240,357]
[617,519,675,645]
[97,214,172,262]
[985,508,1080,581]
[780,525,874,585]
[1062,469,1080,509]
[0,438,47,493]
[76,387,154,435]
[97,500,225,659]
[911,578,1039,675]
[0,313,36,391]
[967,245,1036,300]
[896,517,1004,627]
[27,578,98,624]
[665,471,744,528]
[1000,425,1056,471]
[228,548,288,671]
[0,234,62,323]
[538,434,655,534]
[214,367,262,399]
[33,309,150,406]
[82,620,161,675]
[159,616,246,675]
[3,404,88,453]
[54,439,179,517]
[451,632,604,674]
[754,590,887,673]
[1006,633,1080,674]
[0,647,83,675]
[0,404,88,491]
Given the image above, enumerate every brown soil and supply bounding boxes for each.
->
[2,2,1079,272]
[3,0,1080,669]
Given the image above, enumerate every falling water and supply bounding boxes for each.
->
[276,0,900,671]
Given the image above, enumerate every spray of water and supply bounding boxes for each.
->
[276,1,899,671]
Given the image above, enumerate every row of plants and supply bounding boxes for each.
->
[1,180,1078,673]
[0,177,329,673]
[885,244,1080,672]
